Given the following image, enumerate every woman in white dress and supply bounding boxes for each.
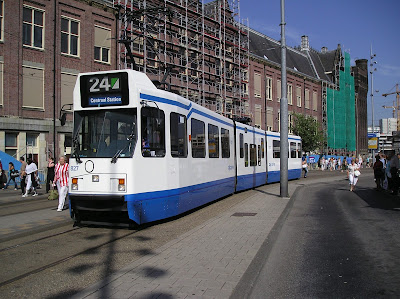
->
[347,159,360,192]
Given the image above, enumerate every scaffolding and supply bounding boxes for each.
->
[326,51,356,154]
[114,0,249,119]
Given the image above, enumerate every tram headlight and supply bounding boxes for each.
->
[71,178,78,190]
[92,175,99,182]
[118,178,125,191]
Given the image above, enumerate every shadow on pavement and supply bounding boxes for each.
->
[355,187,400,211]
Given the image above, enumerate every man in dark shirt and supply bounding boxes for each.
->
[390,152,399,195]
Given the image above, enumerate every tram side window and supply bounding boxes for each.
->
[261,138,265,159]
[250,144,257,166]
[244,143,249,167]
[141,107,165,157]
[191,118,205,158]
[258,145,261,165]
[221,128,230,158]
[290,142,297,158]
[208,124,219,158]
[240,133,244,158]
[273,140,280,158]
[170,112,187,158]
[297,143,302,158]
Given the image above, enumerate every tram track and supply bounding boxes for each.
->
[0,227,80,253]
[0,227,139,288]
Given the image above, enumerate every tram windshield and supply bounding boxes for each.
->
[73,109,137,158]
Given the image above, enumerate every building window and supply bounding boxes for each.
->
[61,16,79,56]
[5,133,18,157]
[287,84,293,105]
[23,6,44,49]
[277,80,281,102]
[313,91,318,111]
[94,26,111,63]
[23,66,44,109]
[305,89,310,109]
[0,0,4,41]
[255,104,262,128]
[289,113,293,134]
[266,77,272,101]
[266,108,273,131]
[296,86,301,107]
[254,72,261,98]
[26,133,38,147]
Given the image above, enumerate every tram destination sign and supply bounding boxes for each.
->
[80,72,129,107]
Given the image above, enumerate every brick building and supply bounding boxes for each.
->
[0,0,116,169]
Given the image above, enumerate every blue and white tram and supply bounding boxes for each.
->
[68,69,302,225]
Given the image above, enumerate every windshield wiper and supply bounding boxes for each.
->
[72,135,82,164]
[111,133,135,164]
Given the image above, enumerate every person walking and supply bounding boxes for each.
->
[302,157,308,178]
[347,159,360,192]
[338,157,342,172]
[373,155,384,190]
[23,158,38,197]
[19,157,27,195]
[389,152,399,195]
[46,156,55,193]
[3,162,19,190]
[53,156,69,212]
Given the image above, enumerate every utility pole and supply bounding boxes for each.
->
[280,0,288,198]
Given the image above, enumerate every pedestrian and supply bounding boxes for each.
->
[321,156,325,171]
[389,152,399,195]
[19,157,27,195]
[347,159,360,192]
[338,157,342,172]
[46,156,55,193]
[53,156,69,212]
[373,155,384,190]
[3,162,19,190]
[0,159,5,188]
[302,157,308,178]
[23,158,38,197]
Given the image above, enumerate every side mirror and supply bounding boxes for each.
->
[60,113,67,126]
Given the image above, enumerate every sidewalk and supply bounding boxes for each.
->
[73,172,355,299]
[0,187,71,240]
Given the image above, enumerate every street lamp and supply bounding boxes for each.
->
[370,45,378,162]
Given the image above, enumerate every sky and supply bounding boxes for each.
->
[238,0,400,127]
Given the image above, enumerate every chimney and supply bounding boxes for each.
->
[301,35,310,51]
[321,47,328,54]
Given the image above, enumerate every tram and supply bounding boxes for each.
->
[68,69,302,225]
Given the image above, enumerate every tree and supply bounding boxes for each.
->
[291,113,326,153]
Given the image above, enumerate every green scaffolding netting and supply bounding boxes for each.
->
[327,52,356,152]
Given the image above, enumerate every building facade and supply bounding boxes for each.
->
[0,0,117,169]
[352,59,368,155]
